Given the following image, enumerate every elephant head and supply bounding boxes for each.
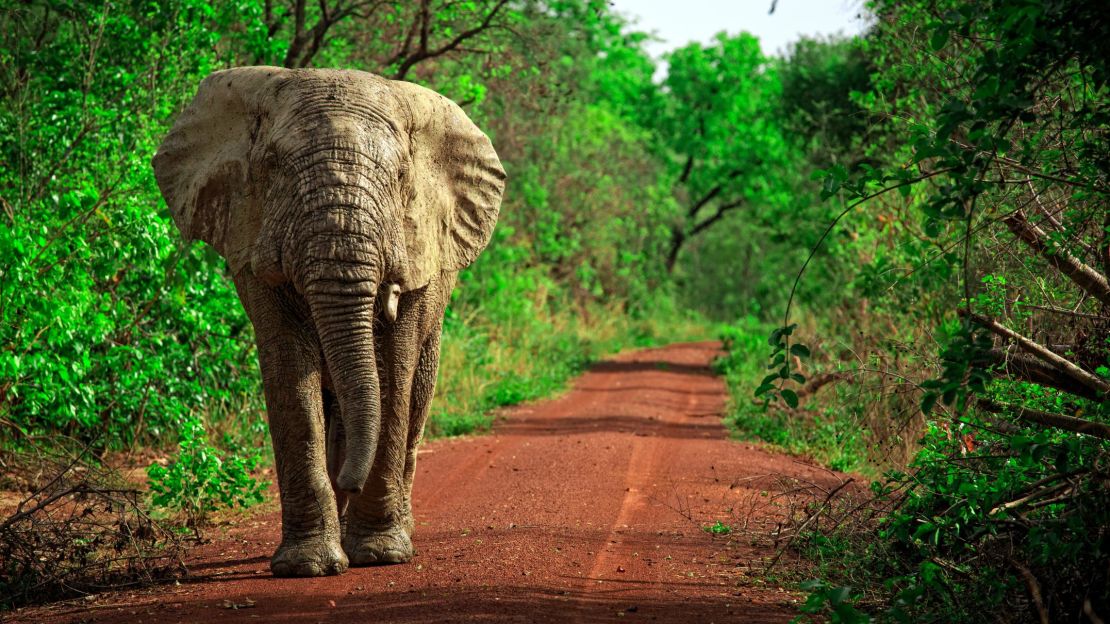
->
[152,67,505,494]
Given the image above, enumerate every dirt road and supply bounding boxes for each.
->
[19,342,848,623]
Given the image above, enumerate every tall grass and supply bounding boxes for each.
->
[715,314,928,476]
[431,287,709,437]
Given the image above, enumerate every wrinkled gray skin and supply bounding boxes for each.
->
[152,67,505,577]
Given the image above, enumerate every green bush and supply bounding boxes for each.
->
[0,0,262,450]
[146,417,268,529]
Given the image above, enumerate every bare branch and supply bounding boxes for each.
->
[1003,209,1110,307]
[963,310,1110,398]
[392,0,511,79]
[689,197,745,238]
[686,169,742,217]
[281,0,308,67]
[978,399,1110,441]
[677,155,695,184]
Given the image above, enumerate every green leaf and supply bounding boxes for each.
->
[930,27,950,51]
[790,344,811,358]
[781,389,799,408]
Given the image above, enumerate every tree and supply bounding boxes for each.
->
[230,0,517,78]
[651,33,790,272]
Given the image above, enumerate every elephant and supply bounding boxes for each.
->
[152,67,505,577]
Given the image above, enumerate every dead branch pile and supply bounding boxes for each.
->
[0,444,185,610]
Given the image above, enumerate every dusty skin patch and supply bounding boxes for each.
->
[9,342,850,623]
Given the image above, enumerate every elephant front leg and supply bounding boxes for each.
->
[400,274,453,536]
[341,289,421,565]
[238,274,347,577]
[400,329,443,536]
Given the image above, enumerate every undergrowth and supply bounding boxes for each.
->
[717,320,1110,622]
[715,317,873,475]
[0,443,186,609]
[432,264,708,436]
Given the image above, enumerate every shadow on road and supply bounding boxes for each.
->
[150,582,791,623]
[499,413,725,439]
[586,359,718,378]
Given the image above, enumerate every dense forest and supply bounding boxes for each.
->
[1,0,1107,621]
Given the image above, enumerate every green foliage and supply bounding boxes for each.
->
[795,580,870,624]
[734,0,1110,621]
[0,1,261,448]
[788,417,1110,623]
[147,416,268,527]
[652,33,800,311]
[777,36,874,167]
[702,520,732,536]
[716,319,870,474]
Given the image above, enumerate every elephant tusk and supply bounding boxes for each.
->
[385,283,401,323]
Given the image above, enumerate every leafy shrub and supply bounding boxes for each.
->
[146,417,268,529]
[0,0,263,451]
[789,418,1110,623]
[716,319,871,473]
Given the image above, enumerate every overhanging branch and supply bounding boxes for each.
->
[688,197,745,238]
[982,349,1103,401]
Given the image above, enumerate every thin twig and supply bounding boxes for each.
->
[764,478,854,574]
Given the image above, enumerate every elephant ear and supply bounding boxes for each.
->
[152,67,280,276]
[392,81,506,291]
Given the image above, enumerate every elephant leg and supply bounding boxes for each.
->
[342,286,424,565]
[400,272,454,535]
[234,272,347,577]
[400,327,443,537]
[323,388,349,521]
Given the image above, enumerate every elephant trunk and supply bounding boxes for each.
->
[284,132,404,495]
[306,279,380,495]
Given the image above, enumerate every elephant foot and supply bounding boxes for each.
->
[343,525,413,565]
[271,537,348,577]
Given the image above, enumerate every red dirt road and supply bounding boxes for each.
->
[17,342,848,623]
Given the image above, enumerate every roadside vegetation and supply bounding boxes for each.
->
[1,0,1107,620]
[713,1,1110,621]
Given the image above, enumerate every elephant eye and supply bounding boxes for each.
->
[261,145,282,168]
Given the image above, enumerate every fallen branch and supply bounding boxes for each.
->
[797,372,850,398]
[962,310,1110,398]
[1003,209,1110,307]
[1009,301,1106,321]
[764,478,854,574]
[983,349,1102,401]
[978,399,1110,440]
[991,481,1071,516]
